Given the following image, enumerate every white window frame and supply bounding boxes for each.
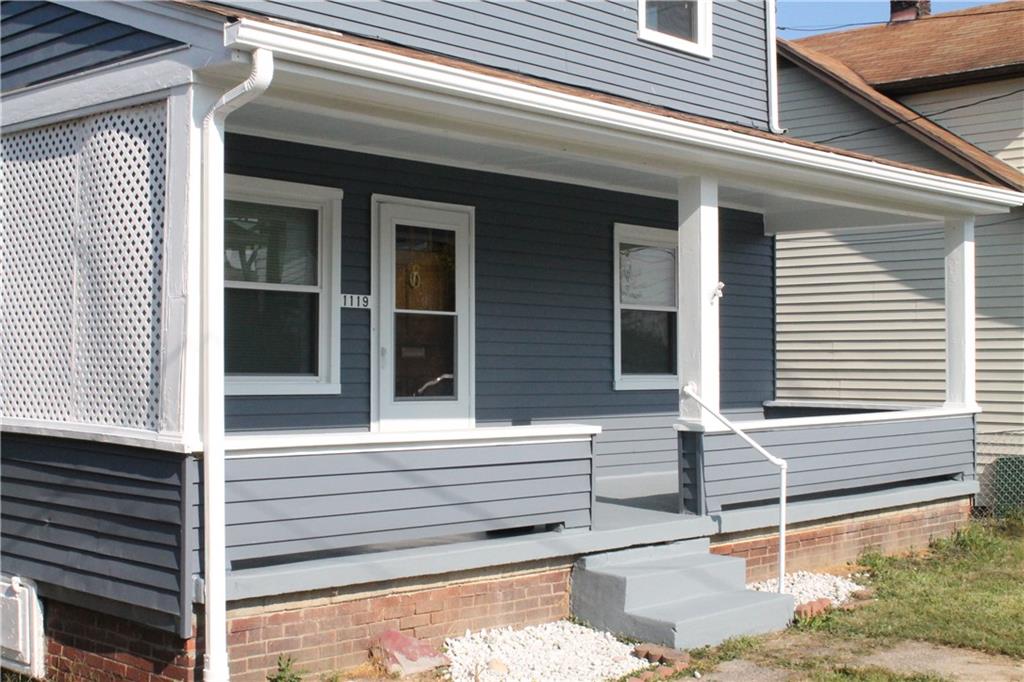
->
[224,175,343,396]
[614,223,680,391]
[637,0,713,59]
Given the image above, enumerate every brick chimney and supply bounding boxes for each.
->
[890,1,932,23]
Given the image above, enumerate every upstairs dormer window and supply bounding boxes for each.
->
[638,0,712,58]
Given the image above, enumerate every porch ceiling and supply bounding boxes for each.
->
[207,18,1021,231]
[227,97,942,233]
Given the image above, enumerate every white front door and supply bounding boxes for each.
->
[375,196,474,431]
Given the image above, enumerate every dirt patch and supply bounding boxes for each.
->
[703,658,794,680]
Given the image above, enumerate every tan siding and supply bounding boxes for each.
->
[776,211,1024,440]
[900,78,1024,173]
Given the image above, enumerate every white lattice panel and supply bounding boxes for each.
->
[1,103,167,432]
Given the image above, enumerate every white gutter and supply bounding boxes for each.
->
[765,0,786,134]
[223,20,1023,215]
[201,47,274,682]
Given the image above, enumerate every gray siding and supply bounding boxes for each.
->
[193,441,593,572]
[0,1,180,91]
[0,434,193,636]
[686,414,975,512]
[216,0,770,129]
[778,62,970,176]
[225,135,775,476]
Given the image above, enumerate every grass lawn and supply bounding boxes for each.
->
[816,514,1024,657]
[684,515,1024,681]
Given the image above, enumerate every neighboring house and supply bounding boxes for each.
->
[1,2,1021,681]
[775,0,1024,505]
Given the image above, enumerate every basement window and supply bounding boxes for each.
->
[638,0,713,58]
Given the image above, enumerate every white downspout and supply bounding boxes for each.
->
[765,0,786,134]
[201,47,274,682]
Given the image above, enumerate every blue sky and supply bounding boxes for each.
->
[777,1,992,38]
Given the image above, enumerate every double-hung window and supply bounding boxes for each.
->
[614,224,678,391]
[637,0,712,58]
[224,175,342,395]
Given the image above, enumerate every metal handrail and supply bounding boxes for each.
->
[684,383,788,594]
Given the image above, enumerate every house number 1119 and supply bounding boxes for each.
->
[340,294,373,309]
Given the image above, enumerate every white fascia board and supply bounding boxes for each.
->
[1,419,199,453]
[224,20,1024,216]
[1,46,238,130]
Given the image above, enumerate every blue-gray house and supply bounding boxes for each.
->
[1,2,1020,681]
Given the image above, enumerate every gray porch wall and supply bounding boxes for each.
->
[0,1,181,92]
[192,440,594,571]
[224,134,775,476]
[0,434,193,636]
[215,0,770,129]
[685,414,976,513]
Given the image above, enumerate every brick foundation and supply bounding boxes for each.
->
[37,497,973,681]
[225,558,572,682]
[711,496,972,582]
[45,601,199,682]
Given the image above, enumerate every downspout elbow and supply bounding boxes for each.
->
[765,0,787,135]
[204,48,275,129]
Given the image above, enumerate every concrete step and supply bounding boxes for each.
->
[588,553,747,609]
[630,590,795,649]
[571,541,794,650]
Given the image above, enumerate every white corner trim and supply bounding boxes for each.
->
[224,423,602,458]
[223,174,344,396]
[636,0,713,59]
[676,406,980,434]
[1,419,198,453]
[223,19,1024,214]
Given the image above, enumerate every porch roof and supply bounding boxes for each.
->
[186,0,1023,227]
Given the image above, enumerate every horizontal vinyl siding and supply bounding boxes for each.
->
[778,62,970,175]
[192,441,592,572]
[0,1,180,91]
[776,211,1024,439]
[225,135,775,476]
[0,434,191,634]
[901,78,1024,173]
[217,0,770,129]
[695,414,975,512]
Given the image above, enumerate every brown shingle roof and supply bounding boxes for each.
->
[795,1,1024,91]
[779,39,1024,191]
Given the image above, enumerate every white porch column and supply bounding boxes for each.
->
[677,176,721,425]
[944,215,979,410]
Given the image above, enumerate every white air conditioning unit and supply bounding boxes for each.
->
[1,576,45,679]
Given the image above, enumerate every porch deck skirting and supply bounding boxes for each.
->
[681,412,976,514]
[198,426,599,572]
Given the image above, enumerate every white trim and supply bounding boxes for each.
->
[51,0,229,51]
[1,419,196,453]
[763,399,935,412]
[223,175,343,396]
[637,0,713,59]
[678,406,980,434]
[224,19,1023,215]
[224,423,602,457]
[613,223,680,391]
[677,176,721,424]
[944,216,979,411]
[373,195,475,431]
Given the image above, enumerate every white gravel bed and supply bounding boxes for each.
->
[444,620,649,682]
[748,570,864,608]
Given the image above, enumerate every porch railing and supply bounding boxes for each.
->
[684,383,788,594]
